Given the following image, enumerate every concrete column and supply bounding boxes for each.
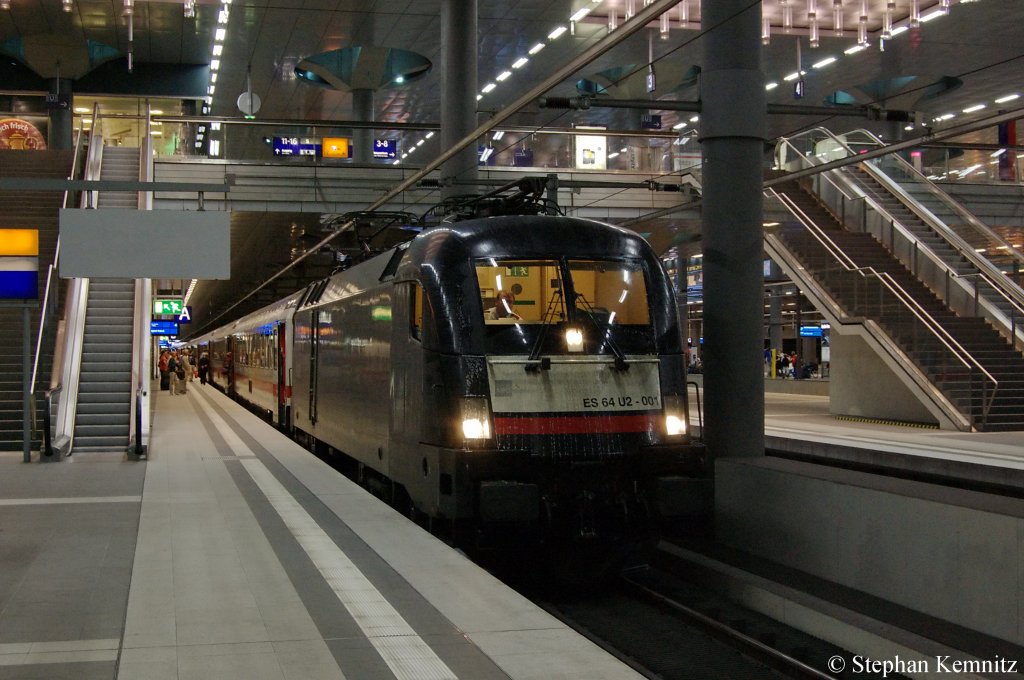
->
[768,263,783,352]
[47,78,73,150]
[700,0,766,458]
[352,89,374,163]
[440,0,478,199]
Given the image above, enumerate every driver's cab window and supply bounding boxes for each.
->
[475,260,565,324]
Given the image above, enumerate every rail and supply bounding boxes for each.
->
[769,188,998,427]
[776,130,1024,350]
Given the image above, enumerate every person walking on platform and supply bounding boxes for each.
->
[168,352,180,395]
[198,352,210,385]
[179,352,193,395]
[159,350,171,391]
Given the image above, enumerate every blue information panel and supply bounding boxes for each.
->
[799,325,823,337]
[273,137,321,156]
[372,139,398,159]
[150,320,179,337]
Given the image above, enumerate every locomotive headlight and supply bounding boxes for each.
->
[565,327,584,352]
[459,396,493,441]
[662,394,687,437]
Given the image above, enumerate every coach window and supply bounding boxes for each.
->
[411,283,424,340]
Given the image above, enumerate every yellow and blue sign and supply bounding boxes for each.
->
[0,229,39,299]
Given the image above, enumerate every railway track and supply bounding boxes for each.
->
[532,561,908,680]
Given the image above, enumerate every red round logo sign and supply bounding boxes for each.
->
[0,118,47,150]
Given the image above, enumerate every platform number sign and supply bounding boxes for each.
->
[372,139,398,159]
[178,306,193,324]
[153,299,183,316]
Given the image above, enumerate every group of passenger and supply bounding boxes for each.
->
[158,349,211,395]
[765,348,800,378]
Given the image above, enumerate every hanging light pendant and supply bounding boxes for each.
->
[659,12,670,39]
[762,14,771,45]
[678,0,689,24]
[833,0,844,34]
[857,0,868,45]
[808,0,819,47]
[123,0,133,16]
[909,0,920,26]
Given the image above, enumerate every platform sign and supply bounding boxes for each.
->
[150,320,179,337]
[273,137,320,156]
[177,305,193,324]
[640,114,662,130]
[799,325,823,337]
[0,229,39,300]
[153,298,183,316]
[372,139,398,159]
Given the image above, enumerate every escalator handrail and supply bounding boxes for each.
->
[769,188,998,424]
[777,133,1024,333]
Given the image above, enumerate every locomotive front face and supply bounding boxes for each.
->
[471,257,688,454]
[428,250,702,542]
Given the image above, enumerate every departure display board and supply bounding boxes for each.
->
[150,320,179,337]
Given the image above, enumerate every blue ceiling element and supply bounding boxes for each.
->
[825,90,860,106]
[295,46,431,91]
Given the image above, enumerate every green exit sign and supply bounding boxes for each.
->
[153,299,183,315]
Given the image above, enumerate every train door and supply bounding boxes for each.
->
[308,309,320,425]
[276,321,288,427]
[389,283,428,504]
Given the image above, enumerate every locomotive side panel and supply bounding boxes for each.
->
[295,289,394,474]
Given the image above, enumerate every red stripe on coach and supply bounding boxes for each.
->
[493,414,658,435]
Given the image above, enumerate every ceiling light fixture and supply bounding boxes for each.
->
[218,8,229,23]
[812,56,836,68]
[425,131,434,138]
[678,0,689,23]
[0,1,10,10]
[215,28,226,41]
[660,11,670,39]
[608,7,618,30]
[569,7,590,22]
[962,104,986,113]
[213,44,223,56]
[832,0,843,34]
[547,26,567,40]
[995,94,1020,103]
[495,70,512,82]
[481,83,496,93]
[512,57,528,69]
[184,0,195,18]
[123,0,133,16]
[63,0,72,12]
[765,81,779,90]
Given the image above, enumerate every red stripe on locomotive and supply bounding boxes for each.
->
[494,414,658,435]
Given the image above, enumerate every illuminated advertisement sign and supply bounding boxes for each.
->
[0,229,39,299]
[573,126,607,170]
[0,118,47,150]
[322,137,351,158]
[372,139,398,159]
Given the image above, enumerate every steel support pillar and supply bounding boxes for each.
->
[352,89,374,163]
[440,0,478,199]
[700,0,766,458]
[48,78,73,150]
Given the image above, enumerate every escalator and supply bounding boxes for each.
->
[766,174,1024,431]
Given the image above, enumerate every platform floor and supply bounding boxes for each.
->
[0,384,642,680]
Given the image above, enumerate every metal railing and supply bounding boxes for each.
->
[768,187,997,427]
[776,129,1024,350]
[31,106,93,456]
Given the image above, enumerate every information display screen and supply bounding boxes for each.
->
[150,320,179,337]
[799,325,823,337]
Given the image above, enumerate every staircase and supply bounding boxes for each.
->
[841,164,1023,324]
[0,150,74,451]
[69,146,140,453]
[72,280,134,452]
[774,180,1024,431]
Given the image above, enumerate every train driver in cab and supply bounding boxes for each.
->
[487,289,522,321]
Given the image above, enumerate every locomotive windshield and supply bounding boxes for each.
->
[475,258,656,355]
